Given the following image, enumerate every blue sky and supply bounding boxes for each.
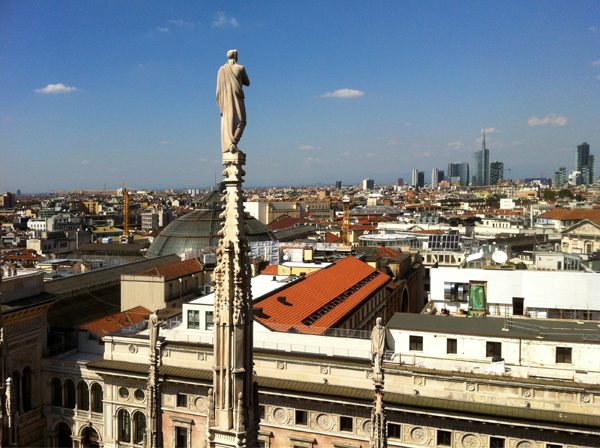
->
[1,1,599,192]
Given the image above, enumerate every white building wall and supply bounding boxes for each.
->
[430,267,600,314]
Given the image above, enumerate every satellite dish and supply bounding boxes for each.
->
[492,250,508,264]
[466,251,483,263]
[282,254,289,261]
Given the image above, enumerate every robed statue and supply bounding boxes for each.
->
[216,49,250,153]
[370,317,386,382]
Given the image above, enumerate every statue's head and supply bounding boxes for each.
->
[376,317,382,326]
[227,49,238,62]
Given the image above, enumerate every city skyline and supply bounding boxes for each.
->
[1,0,600,192]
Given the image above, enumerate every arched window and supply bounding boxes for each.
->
[118,409,131,442]
[90,383,103,413]
[133,411,146,444]
[55,422,72,448]
[64,379,76,409]
[22,366,32,412]
[51,377,62,407]
[11,370,21,412]
[77,381,89,411]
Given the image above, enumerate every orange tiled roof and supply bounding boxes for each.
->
[324,232,343,243]
[267,214,307,230]
[80,306,150,338]
[260,264,279,275]
[539,209,600,225]
[373,246,402,258]
[137,257,202,281]
[254,256,390,335]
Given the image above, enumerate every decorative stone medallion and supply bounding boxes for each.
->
[361,419,372,435]
[128,344,137,354]
[197,352,206,361]
[273,407,288,424]
[195,397,208,413]
[461,434,481,448]
[516,441,533,448]
[466,382,477,392]
[522,388,532,398]
[320,366,329,374]
[410,427,427,444]
[414,376,424,386]
[581,394,591,403]
[276,361,286,370]
[316,413,334,431]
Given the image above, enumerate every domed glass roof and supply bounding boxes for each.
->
[147,188,277,258]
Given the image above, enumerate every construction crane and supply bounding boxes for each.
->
[342,195,351,245]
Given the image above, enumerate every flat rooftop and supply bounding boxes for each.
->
[190,274,300,306]
[387,313,600,344]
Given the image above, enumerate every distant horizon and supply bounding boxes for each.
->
[2,1,599,192]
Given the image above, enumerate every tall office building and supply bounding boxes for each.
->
[362,178,375,190]
[576,142,594,184]
[490,161,504,185]
[553,167,567,189]
[396,178,405,187]
[447,162,469,186]
[472,131,490,186]
[431,169,444,188]
[411,169,424,188]
[335,180,342,189]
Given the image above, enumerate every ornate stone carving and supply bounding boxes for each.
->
[316,413,334,431]
[195,397,209,414]
[276,361,286,370]
[461,434,481,448]
[466,382,477,392]
[320,366,330,374]
[410,427,428,444]
[516,441,533,448]
[272,407,288,424]
[128,344,137,354]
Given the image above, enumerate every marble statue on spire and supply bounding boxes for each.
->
[369,317,387,448]
[216,49,250,153]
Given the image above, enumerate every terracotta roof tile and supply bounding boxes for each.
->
[80,306,150,339]
[260,264,279,275]
[324,232,343,243]
[539,209,600,224]
[254,256,390,335]
[137,257,202,281]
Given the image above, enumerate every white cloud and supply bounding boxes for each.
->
[589,26,598,32]
[528,114,568,127]
[81,160,90,166]
[304,157,320,165]
[386,137,401,146]
[168,19,194,28]
[403,122,413,127]
[35,83,78,94]
[157,26,170,33]
[213,11,239,28]
[159,140,170,145]
[299,144,318,151]
[482,127,499,134]
[597,74,600,81]
[592,60,600,66]
[321,88,364,98]
[447,141,463,149]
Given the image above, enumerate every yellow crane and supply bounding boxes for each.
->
[342,195,351,245]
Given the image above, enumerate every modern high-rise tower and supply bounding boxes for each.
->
[490,161,504,185]
[576,142,594,184]
[447,162,469,186]
[411,169,424,187]
[472,131,490,186]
